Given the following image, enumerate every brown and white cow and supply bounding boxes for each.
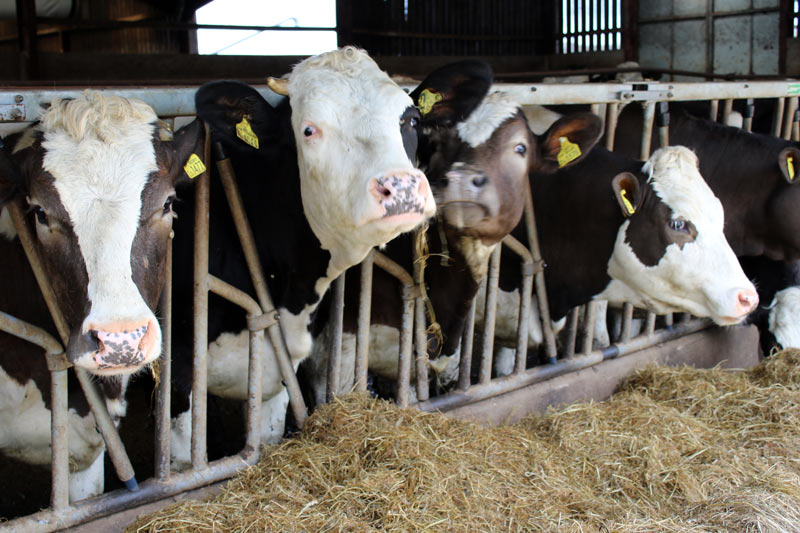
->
[168,47,436,465]
[0,91,205,500]
[305,63,603,401]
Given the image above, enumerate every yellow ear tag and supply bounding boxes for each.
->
[620,188,636,216]
[417,89,443,116]
[235,117,259,149]
[183,153,206,179]
[788,155,795,181]
[557,136,581,168]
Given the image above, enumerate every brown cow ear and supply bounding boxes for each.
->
[539,112,603,172]
[778,146,800,184]
[611,172,641,218]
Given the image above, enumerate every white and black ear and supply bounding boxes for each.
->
[538,112,603,173]
[195,80,281,154]
[409,60,493,127]
[611,172,642,218]
[778,146,800,184]
[169,119,207,185]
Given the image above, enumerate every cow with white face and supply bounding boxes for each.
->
[491,144,758,365]
[0,91,205,501]
[168,47,435,466]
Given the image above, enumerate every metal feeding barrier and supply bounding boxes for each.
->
[0,80,797,530]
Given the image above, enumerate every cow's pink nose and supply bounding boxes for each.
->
[91,320,155,369]
[370,171,430,217]
[736,289,759,315]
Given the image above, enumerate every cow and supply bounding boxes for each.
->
[304,65,604,402]
[614,104,800,354]
[168,47,436,468]
[488,144,758,370]
[0,91,205,501]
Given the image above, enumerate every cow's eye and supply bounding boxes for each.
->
[409,117,418,128]
[163,196,176,215]
[514,143,527,156]
[303,125,316,137]
[32,205,48,225]
[669,218,687,232]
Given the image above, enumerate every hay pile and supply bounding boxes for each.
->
[131,350,800,532]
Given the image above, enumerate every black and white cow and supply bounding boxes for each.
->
[489,144,758,362]
[0,91,205,500]
[168,47,436,466]
[614,104,800,352]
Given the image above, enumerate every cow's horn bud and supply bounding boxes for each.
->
[267,77,289,96]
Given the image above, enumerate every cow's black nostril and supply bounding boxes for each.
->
[472,176,488,188]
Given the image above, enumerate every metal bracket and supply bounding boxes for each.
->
[247,310,279,331]
[0,103,26,121]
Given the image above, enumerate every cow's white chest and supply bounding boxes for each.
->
[0,366,103,469]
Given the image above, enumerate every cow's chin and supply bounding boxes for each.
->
[71,347,161,377]
[438,202,491,230]
[362,211,431,237]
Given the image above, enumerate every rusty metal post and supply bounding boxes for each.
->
[154,234,173,481]
[326,275,345,402]
[413,228,429,402]
[772,97,786,137]
[458,297,477,390]
[478,246,501,384]
[214,147,307,428]
[191,141,210,471]
[354,251,374,391]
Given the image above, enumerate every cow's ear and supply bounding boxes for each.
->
[0,140,23,210]
[195,80,281,154]
[168,119,207,185]
[409,60,493,127]
[538,112,603,172]
[611,172,641,218]
[778,146,800,184]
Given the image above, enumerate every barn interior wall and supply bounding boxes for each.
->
[638,0,780,80]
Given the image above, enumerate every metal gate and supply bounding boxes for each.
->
[0,79,797,531]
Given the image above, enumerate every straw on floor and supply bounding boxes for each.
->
[131,349,800,532]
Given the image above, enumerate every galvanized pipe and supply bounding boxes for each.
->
[354,251,374,392]
[604,102,619,150]
[743,98,755,132]
[619,303,634,343]
[709,99,719,121]
[413,229,429,402]
[782,96,798,140]
[772,97,785,138]
[326,275,345,402]
[371,251,416,407]
[154,236,173,481]
[639,101,655,158]
[0,310,63,357]
[478,246,501,385]
[721,98,733,125]
[793,107,800,142]
[214,151,308,427]
[645,311,657,336]
[563,307,580,359]
[50,368,69,510]
[457,297,477,391]
[417,319,711,414]
[191,142,210,471]
[501,234,534,374]
[581,301,597,354]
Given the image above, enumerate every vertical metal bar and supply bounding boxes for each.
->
[478,246,501,385]
[792,106,800,142]
[244,330,263,453]
[50,367,69,510]
[154,235,173,481]
[604,102,619,150]
[458,297,477,390]
[354,251,374,391]
[645,309,656,335]
[782,96,798,140]
[413,294,429,402]
[709,99,719,122]
[581,301,597,354]
[619,303,634,342]
[326,275,345,402]
[743,98,754,132]
[772,97,786,137]
[563,307,580,358]
[721,98,734,125]
[639,101,655,158]
[501,234,534,375]
[191,145,210,471]
[396,287,414,407]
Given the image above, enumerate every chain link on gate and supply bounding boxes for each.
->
[0,82,797,531]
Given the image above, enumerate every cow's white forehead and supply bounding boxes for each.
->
[644,146,723,229]
[457,92,520,148]
[288,47,412,127]
[39,91,159,329]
